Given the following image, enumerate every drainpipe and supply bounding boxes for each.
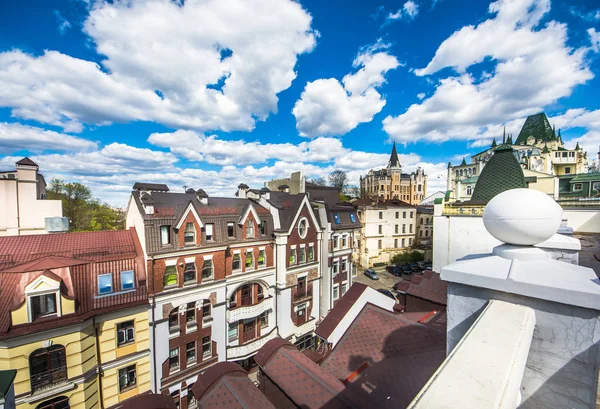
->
[94,317,105,409]
[151,256,158,393]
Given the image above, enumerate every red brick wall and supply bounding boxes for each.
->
[290,281,314,326]
[177,212,202,247]
[149,251,226,294]
[241,211,257,240]
[224,245,274,277]
[286,205,319,269]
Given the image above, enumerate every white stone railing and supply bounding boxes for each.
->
[227,297,273,322]
[226,328,278,360]
[293,317,316,337]
[408,300,535,409]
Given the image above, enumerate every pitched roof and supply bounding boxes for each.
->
[15,157,38,167]
[389,142,400,168]
[191,362,275,409]
[470,145,526,203]
[121,394,177,409]
[320,304,446,409]
[256,338,364,409]
[515,113,556,145]
[264,191,310,231]
[315,283,369,339]
[133,182,169,192]
[0,370,16,400]
[1,255,89,273]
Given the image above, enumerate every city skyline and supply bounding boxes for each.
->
[1,0,599,206]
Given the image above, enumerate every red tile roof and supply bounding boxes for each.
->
[256,338,364,409]
[314,283,368,339]
[1,255,89,273]
[320,304,446,409]
[191,362,275,409]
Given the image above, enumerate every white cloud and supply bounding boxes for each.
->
[0,0,317,132]
[0,122,97,153]
[417,93,426,100]
[293,43,400,137]
[549,109,600,157]
[53,10,72,34]
[387,1,420,21]
[383,0,593,145]
[589,28,600,52]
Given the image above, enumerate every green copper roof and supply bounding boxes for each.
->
[515,113,556,145]
[462,175,479,184]
[542,144,550,153]
[389,142,400,168]
[506,135,513,144]
[575,142,580,150]
[470,145,527,202]
[569,173,600,183]
[460,158,467,166]
[491,138,497,148]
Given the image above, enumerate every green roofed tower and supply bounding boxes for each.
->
[470,145,527,202]
[515,113,556,145]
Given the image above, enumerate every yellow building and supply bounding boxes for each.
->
[0,230,150,409]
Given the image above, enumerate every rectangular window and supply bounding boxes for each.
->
[117,321,135,346]
[341,259,347,272]
[410,211,413,218]
[227,222,235,238]
[333,236,339,248]
[260,221,266,235]
[569,152,575,157]
[188,386,197,409]
[169,311,178,333]
[410,224,413,233]
[307,245,314,261]
[120,270,135,291]
[299,247,306,263]
[565,167,571,174]
[574,183,583,191]
[169,348,179,370]
[118,365,137,392]
[184,222,195,245]
[184,262,196,284]
[31,294,57,320]
[378,239,382,249]
[409,238,413,246]
[171,391,180,409]
[333,285,339,300]
[160,225,170,245]
[260,311,268,328]
[377,225,382,234]
[402,238,405,247]
[333,213,341,224]
[246,221,254,238]
[403,211,406,218]
[202,260,213,279]
[228,322,238,341]
[202,303,211,318]
[394,239,398,248]
[562,152,568,158]
[258,250,266,267]
[349,213,356,223]
[395,211,399,219]
[333,261,339,275]
[202,336,211,359]
[402,224,406,233]
[341,282,347,295]
[205,223,214,241]
[378,211,383,219]
[342,236,347,247]
[420,230,423,237]
[395,225,399,234]
[186,302,196,323]
[164,265,177,287]
[232,253,241,271]
[186,342,196,364]
[245,251,254,269]
[289,248,296,264]
[98,274,113,295]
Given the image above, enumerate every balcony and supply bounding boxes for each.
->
[31,367,68,393]
[293,286,313,303]
[226,327,278,360]
[227,296,273,322]
[293,317,316,337]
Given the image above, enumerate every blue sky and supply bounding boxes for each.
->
[1,0,599,206]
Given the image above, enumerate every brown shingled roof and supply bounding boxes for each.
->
[121,393,176,409]
[315,283,368,339]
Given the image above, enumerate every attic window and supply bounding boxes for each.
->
[333,213,341,224]
[349,213,356,223]
[31,294,57,320]
[246,220,254,238]
[160,226,171,245]
[184,222,195,245]
[298,218,308,239]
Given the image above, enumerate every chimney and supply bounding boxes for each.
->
[237,183,249,198]
[278,184,290,193]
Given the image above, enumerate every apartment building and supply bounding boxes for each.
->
[0,158,63,236]
[415,206,434,249]
[0,230,150,409]
[354,199,417,266]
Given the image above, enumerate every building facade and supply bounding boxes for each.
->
[415,206,433,249]
[360,143,427,205]
[0,158,63,236]
[354,199,417,267]
[447,113,588,202]
[0,230,150,409]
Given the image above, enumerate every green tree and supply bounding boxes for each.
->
[46,178,124,231]
[328,170,348,191]
[307,177,326,186]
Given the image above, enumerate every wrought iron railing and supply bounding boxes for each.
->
[31,366,68,392]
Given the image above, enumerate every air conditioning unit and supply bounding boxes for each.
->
[45,217,70,233]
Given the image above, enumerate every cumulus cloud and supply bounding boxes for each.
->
[0,0,317,132]
[53,10,72,34]
[0,122,97,153]
[589,28,600,52]
[293,42,400,137]
[387,1,420,21]
[383,0,594,145]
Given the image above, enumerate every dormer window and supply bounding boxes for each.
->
[184,222,195,245]
[31,294,57,320]
[205,224,214,241]
[98,274,113,295]
[160,225,171,245]
[333,213,341,224]
[246,220,254,238]
[349,213,356,223]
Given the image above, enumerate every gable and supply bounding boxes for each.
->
[175,202,204,230]
[239,203,262,226]
[25,273,61,294]
[287,196,321,236]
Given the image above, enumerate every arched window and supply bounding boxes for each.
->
[30,345,67,392]
[163,265,178,287]
[36,396,69,409]
[459,169,463,177]
[466,185,472,195]
[455,170,459,178]
[257,285,264,300]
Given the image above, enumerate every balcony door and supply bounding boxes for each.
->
[241,318,256,343]
[241,284,253,306]
[30,345,67,392]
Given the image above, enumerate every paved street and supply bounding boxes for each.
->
[353,266,413,292]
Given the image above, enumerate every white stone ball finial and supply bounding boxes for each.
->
[483,188,562,246]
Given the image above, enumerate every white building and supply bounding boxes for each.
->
[0,158,63,236]
[354,199,417,266]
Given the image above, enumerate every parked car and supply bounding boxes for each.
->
[409,262,421,272]
[386,265,402,276]
[423,261,432,269]
[377,289,397,301]
[364,269,379,280]
[401,264,412,275]
[392,281,406,291]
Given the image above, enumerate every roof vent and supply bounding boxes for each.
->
[196,189,208,205]
[186,188,196,194]
[278,184,290,193]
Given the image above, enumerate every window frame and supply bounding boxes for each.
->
[333,284,339,300]
[246,220,254,238]
[31,293,58,320]
[169,347,180,371]
[349,213,356,223]
[184,222,196,245]
[202,259,214,280]
[184,262,196,284]
[258,249,266,267]
[227,222,235,238]
[245,251,255,269]
[117,320,135,347]
[163,265,178,288]
[98,274,113,295]
[573,183,583,191]
[160,225,171,245]
[202,336,211,359]
[186,341,196,365]
[205,223,214,241]
[232,253,241,271]
[307,244,314,261]
[120,270,135,291]
[118,364,137,392]
[333,213,341,224]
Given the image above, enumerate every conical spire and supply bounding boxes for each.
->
[553,125,556,138]
[388,142,400,168]
[542,144,550,154]
[447,161,452,169]
[575,142,580,150]
[507,134,513,145]
[491,138,497,148]
[461,157,467,166]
